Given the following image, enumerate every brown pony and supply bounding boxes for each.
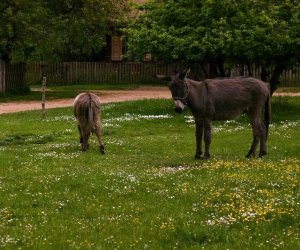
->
[156,69,271,158]
[73,93,105,153]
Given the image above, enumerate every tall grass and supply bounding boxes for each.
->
[0,97,299,249]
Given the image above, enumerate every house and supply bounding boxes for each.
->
[106,0,147,62]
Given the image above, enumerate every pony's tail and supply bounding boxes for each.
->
[264,93,271,141]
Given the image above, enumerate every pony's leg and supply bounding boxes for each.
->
[195,119,204,159]
[203,119,212,158]
[95,121,105,154]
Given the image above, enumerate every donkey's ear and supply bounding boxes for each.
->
[179,67,191,79]
[154,75,172,81]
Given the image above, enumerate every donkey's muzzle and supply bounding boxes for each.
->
[175,107,183,113]
[174,100,185,113]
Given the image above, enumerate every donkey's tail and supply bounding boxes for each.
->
[264,93,271,141]
[87,93,95,127]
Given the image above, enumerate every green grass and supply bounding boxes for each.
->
[0,97,299,249]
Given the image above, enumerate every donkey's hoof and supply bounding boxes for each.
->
[204,153,210,159]
[259,151,267,158]
[245,153,255,158]
[100,145,105,154]
[195,154,208,160]
[195,154,202,159]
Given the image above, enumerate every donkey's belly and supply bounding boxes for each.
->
[213,109,244,120]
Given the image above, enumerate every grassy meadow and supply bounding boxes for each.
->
[0,96,299,249]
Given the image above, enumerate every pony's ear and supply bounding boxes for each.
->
[179,67,190,79]
[154,75,172,81]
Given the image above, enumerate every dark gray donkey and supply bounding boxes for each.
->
[155,68,271,158]
[73,93,105,153]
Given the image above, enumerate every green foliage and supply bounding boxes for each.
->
[0,0,47,61]
[0,0,129,62]
[0,97,299,248]
[127,0,300,84]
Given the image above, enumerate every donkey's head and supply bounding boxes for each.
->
[155,68,190,113]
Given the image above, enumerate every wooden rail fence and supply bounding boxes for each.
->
[1,61,300,93]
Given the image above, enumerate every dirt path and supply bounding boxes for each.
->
[0,87,171,114]
[0,86,299,114]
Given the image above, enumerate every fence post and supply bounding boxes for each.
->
[41,76,47,119]
[0,60,6,93]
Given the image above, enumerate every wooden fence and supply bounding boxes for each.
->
[26,62,300,87]
[230,64,300,87]
[280,65,300,87]
[6,63,27,91]
[1,61,300,93]
[0,60,27,93]
[25,62,192,86]
[0,60,5,92]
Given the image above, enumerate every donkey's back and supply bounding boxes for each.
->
[201,77,269,120]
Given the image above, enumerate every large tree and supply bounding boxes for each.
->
[0,0,129,62]
[126,0,300,94]
[0,0,46,62]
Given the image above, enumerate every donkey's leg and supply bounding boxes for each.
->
[77,125,83,143]
[195,119,204,159]
[81,128,90,151]
[259,121,267,157]
[246,117,262,158]
[203,119,212,158]
[94,121,105,154]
